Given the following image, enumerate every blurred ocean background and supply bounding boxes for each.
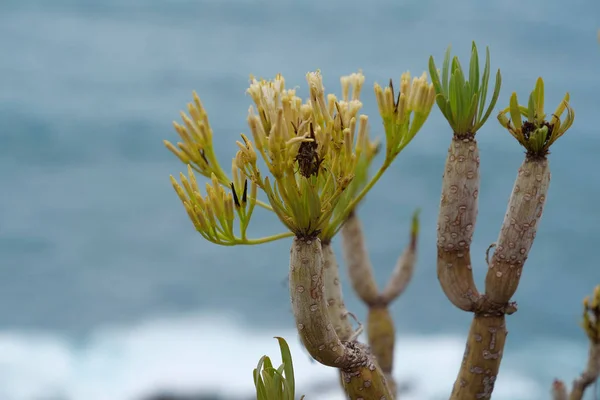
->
[1,0,599,399]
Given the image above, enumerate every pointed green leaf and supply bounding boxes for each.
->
[469,42,480,97]
[428,56,444,96]
[476,68,501,132]
[275,337,295,400]
[509,92,522,132]
[442,45,452,96]
[435,94,451,122]
[517,105,529,118]
[281,375,292,400]
[442,98,456,127]
[535,77,545,123]
[274,365,286,398]
[452,56,465,88]
[262,369,276,399]
[262,356,274,372]
[527,92,535,122]
[477,46,491,124]
[467,92,479,128]
[449,70,459,129]
[254,356,268,400]
[461,80,471,125]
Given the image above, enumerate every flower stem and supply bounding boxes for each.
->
[331,162,389,232]
[255,199,273,211]
[241,231,294,245]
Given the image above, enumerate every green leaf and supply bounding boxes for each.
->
[254,356,268,400]
[534,77,545,123]
[273,366,285,398]
[281,374,293,400]
[449,70,459,129]
[517,105,529,118]
[442,98,456,127]
[262,368,276,399]
[527,92,535,122]
[467,92,479,129]
[460,80,471,126]
[442,45,452,96]
[262,356,274,372]
[275,337,296,400]
[469,42,480,98]
[477,46,491,124]
[428,56,444,96]
[452,56,465,88]
[509,92,522,132]
[476,68,501,132]
[435,94,451,122]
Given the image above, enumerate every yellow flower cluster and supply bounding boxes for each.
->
[375,72,436,159]
[164,92,229,185]
[167,70,435,243]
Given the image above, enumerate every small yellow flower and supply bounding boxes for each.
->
[374,71,436,161]
[166,69,435,244]
[164,91,229,185]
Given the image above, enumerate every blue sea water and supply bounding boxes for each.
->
[1,0,599,399]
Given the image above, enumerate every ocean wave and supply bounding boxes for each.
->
[0,312,561,400]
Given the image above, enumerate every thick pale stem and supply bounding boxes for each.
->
[437,137,482,311]
[341,361,394,400]
[322,242,355,341]
[367,306,397,395]
[552,379,568,400]
[569,342,600,400]
[450,315,507,400]
[289,237,393,399]
[341,213,380,305]
[290,237,347,365]
[484,157,550,304]
[380,230,417,304]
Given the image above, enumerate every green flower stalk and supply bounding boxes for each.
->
[166,70,436,399]
[553,285,600,400]
[169,166,292,246]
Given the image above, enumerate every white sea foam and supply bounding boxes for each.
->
[0,312,574,400]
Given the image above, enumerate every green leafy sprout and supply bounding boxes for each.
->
[497,77,574,157]
[429,41,502,136]
[253,337,304,400]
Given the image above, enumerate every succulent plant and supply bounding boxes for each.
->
[165,69,436,398]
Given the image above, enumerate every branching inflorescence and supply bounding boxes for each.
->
[165,70,435,398]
